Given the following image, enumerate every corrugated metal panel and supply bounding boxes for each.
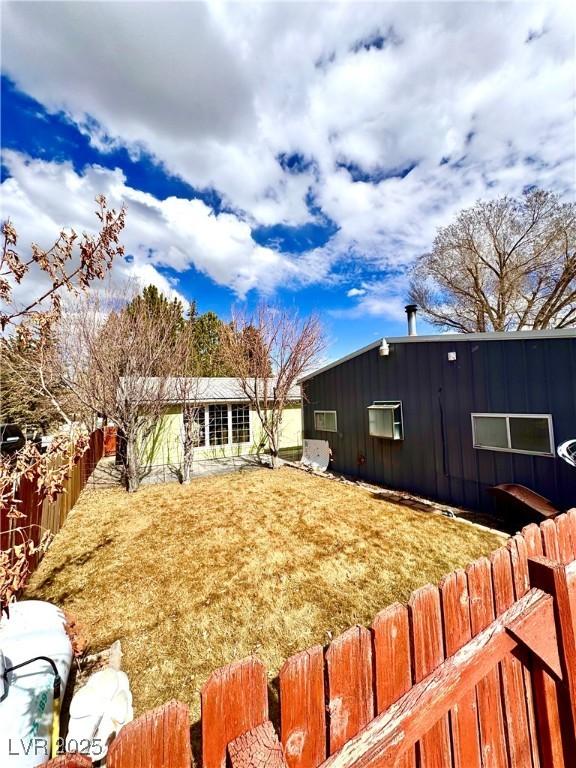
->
[303,336,576,513]
[121,377,301,403]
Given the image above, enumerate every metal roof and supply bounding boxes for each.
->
[123,377,301,403]
[300,328,576,382]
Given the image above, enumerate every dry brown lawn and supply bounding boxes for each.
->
[27,466,505,724]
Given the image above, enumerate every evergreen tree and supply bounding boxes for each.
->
[124,286,270,377]
[188,310,231,376]
[126,285,185,331]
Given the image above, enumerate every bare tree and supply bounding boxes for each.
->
[169,325,203,484]
[409,189,576,332]
[221,304,324,468]
[1,196,125,332]
[59,288,187,492]
[1,197,124,616]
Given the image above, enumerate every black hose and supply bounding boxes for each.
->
[1,655,61,703]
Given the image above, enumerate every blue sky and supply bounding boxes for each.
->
[2,1,574,361]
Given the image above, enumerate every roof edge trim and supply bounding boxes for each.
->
[300,328,576,382]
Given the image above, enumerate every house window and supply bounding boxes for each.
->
[314,410,337,432]
[368,401,403,440]
[183,406,205,447]
[209,404,229,446]
[232,404,250,444]
[471,414,554,456]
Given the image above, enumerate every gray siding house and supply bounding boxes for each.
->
[301,317,576,514]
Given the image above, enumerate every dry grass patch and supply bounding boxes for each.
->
[27,466,504,723]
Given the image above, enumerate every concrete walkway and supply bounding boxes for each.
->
[86,454,263,489]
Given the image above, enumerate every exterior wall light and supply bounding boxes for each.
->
[379,339,390,357]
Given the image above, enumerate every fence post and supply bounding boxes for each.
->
[520,525,566,768]
[528,555,576,760]
[229,721,288,768]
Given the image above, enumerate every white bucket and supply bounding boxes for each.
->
[0,601,73,767]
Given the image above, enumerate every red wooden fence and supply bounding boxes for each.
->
[46,510,576,768]
[0,428,104,568]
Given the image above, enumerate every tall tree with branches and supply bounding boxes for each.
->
[1,195,125,332]
[409,189,576,332]
[59,288,188,492]
[220,304,324,468]
[1,196,124,614]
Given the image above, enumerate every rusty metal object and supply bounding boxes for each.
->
[489,484,560,521]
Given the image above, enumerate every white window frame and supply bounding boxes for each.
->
[230,402,252,445]
[471,413,555,457]
[203,406,210,448]
[314,410,338,433]
[187,403,252,448]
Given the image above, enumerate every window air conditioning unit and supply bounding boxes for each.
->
[368,401,403,440]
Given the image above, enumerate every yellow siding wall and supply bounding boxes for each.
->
[145,403,301,466]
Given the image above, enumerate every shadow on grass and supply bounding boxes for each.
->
[28,535,116,597]
[366,491,514,535]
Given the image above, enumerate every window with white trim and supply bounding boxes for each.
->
[209,404,229,446]
[471,413,554,456]
[314,410,337,432]
[231,404,250,444]
[368,401,403,440]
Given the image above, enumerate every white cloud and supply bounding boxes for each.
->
[2,0,575,295]
[347,287,367,298]
[332,279,409,323]
[1,152,330,307]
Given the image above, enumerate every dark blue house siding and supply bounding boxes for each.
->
[302,337,576,513]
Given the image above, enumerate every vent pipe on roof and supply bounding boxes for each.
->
[405,304,418,336]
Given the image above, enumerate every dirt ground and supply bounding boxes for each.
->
[27,465,505,725]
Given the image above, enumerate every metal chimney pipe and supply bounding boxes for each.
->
[405,304,418,336]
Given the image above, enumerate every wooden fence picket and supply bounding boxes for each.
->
[506,535,541,768]
[566,509,576,552]
[554,514,575,564]
[45,756,92,768]
[438,570,481,768]
[507,534,531,599]
[522,524,544,557]
[107,699,191,768]
[372,602,415,768]
[540,520,561,562]
[466,557,509,768]
[408,584,452,768]
[280,646,326,768]
[520,523,567,768]
[326,625,374,754]
[491,547,534,768]
[201,657,268,768]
